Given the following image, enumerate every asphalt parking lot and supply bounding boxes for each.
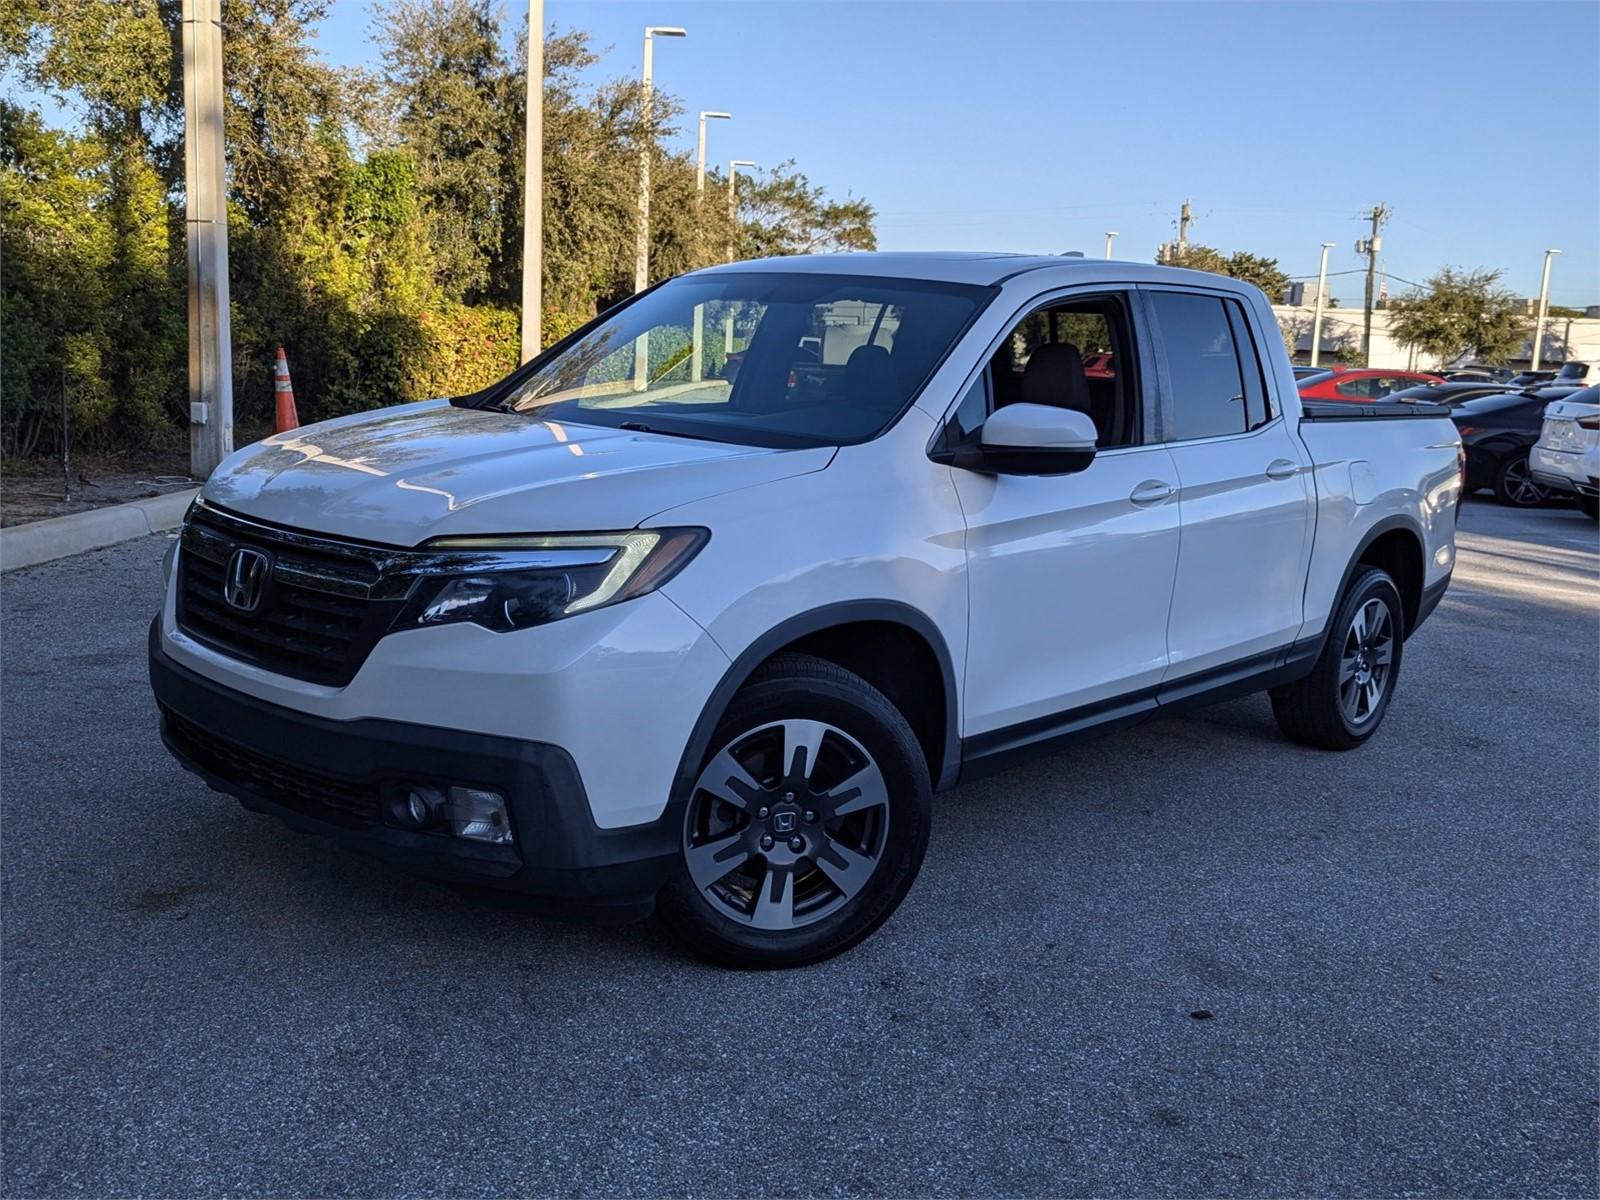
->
[2,500,1596,1198]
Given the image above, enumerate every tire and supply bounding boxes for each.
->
[657,653,931,969]
[1493,454,1549,507]
[1270,566,1404,751]
[1580,494,1599,520]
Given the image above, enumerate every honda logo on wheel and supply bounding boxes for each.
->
[222,547,272,613]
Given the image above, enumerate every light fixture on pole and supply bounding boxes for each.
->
[1531,248,1561,372]
[1103,231,1118,259]
[1310,241,1335,368]
[519,0,544,364]
[632,25,686,390]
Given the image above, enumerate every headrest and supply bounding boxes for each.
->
[845,344,898,404]
[1020,342,1091,413]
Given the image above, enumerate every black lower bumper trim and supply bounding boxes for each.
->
[148,620,675,914]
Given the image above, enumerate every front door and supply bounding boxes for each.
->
[948,290,1182,737]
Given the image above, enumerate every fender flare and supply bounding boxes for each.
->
[669,601,962,814]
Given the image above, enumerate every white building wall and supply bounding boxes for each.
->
[1271,305,1600,371]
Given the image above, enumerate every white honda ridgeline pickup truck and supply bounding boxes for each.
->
[150,254,1462,967]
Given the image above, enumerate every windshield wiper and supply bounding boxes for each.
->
[618,420,700,440]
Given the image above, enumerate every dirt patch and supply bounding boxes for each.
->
[0,450,198,527]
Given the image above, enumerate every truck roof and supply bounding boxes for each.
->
[690,251,1253,293]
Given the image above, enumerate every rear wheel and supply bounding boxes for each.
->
[1494,454,1549,507]
[1271,566,1403,751]
[658,653,930,969]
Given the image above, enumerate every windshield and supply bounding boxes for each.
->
[476,272,993,448]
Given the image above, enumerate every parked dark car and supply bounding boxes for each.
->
[1293,365,1336,380]
[1506,369,1557,388]
[1439,367,1514,384]
[1454,387,1584,506]
[1389,382,1522,407]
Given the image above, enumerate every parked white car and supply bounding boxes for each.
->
[149,254,1461,967]
[1530,385,1600,518]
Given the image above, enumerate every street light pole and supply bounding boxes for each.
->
[690,111,731,382]
[724,160,756,356]
[727,159,756,264]
[182,0,234,479]
[695,111,730,194]
[1103,231,1118,259]
[1531,248,1561,372]
[632,26,685,390]
[1310,241,1335,368]
[519,0,543,364]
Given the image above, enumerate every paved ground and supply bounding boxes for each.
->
[2,499,1596,1197]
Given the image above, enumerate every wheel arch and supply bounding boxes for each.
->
[1334,516,1426,638]
[672,602,961,809]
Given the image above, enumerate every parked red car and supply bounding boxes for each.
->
[1298,368,1444,401]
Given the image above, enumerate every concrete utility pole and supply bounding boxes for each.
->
[1177,199,1192,254]
[1310,241,1335,368]
[1531,248,1561,372]
[519,0,544,364]
[1359,203,1390,367]
[182,0,234,478]
[1103,231,1119,259]
[633,26,685,390]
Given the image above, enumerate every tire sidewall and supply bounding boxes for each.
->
[661,670,931,968]
[1331,570,1405,742]
[1495,454,1545,507]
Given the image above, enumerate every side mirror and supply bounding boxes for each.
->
[974,403,1098,476]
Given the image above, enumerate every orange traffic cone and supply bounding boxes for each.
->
[273,346,300,433]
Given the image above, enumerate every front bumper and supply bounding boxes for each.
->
[149,621,677,916]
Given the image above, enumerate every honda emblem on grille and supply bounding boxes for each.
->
[222,547,272,613]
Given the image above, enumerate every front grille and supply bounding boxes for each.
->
[176,505,415,686]
[163,705,381,826]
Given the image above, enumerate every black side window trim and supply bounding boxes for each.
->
[1223,298,1273,430]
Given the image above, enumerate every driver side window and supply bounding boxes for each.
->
[944,294,1143,450]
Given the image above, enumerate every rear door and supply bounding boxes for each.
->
[1146,288,1316,682]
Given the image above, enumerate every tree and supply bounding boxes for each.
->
[1387,267,1528,366]
[733,161,876,258]
[1160,243,1290,302]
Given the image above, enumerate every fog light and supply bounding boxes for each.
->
[391,785,445,830]
[445,787,512,845]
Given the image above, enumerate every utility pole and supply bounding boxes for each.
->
[182,0,233,478]
[1310,241,1335,368]
[519,0,543,364]
[1531,248,1561,372]
[1103,230,1119,259]
[633,25,686,389]
[1177,199,1192,254]
[1358,202,1390,367]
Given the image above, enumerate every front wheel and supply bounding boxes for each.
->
[1270,566,1404,751]
[658,653,931,968]
[1494,454,1549,507]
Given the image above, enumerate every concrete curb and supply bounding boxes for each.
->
[0,488,199,573]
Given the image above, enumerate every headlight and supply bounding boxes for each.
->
[394,528,708,634]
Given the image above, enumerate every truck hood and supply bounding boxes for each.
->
[202,400,834,545]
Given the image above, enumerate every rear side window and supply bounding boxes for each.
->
[1152,291,1258,441]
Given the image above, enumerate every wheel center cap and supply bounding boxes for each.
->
[770,806,799,834]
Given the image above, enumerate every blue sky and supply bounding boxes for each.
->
[22,0,1600,306]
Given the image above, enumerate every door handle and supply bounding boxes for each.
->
[1130,480,1174,506]
[1266,458,1299,480]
